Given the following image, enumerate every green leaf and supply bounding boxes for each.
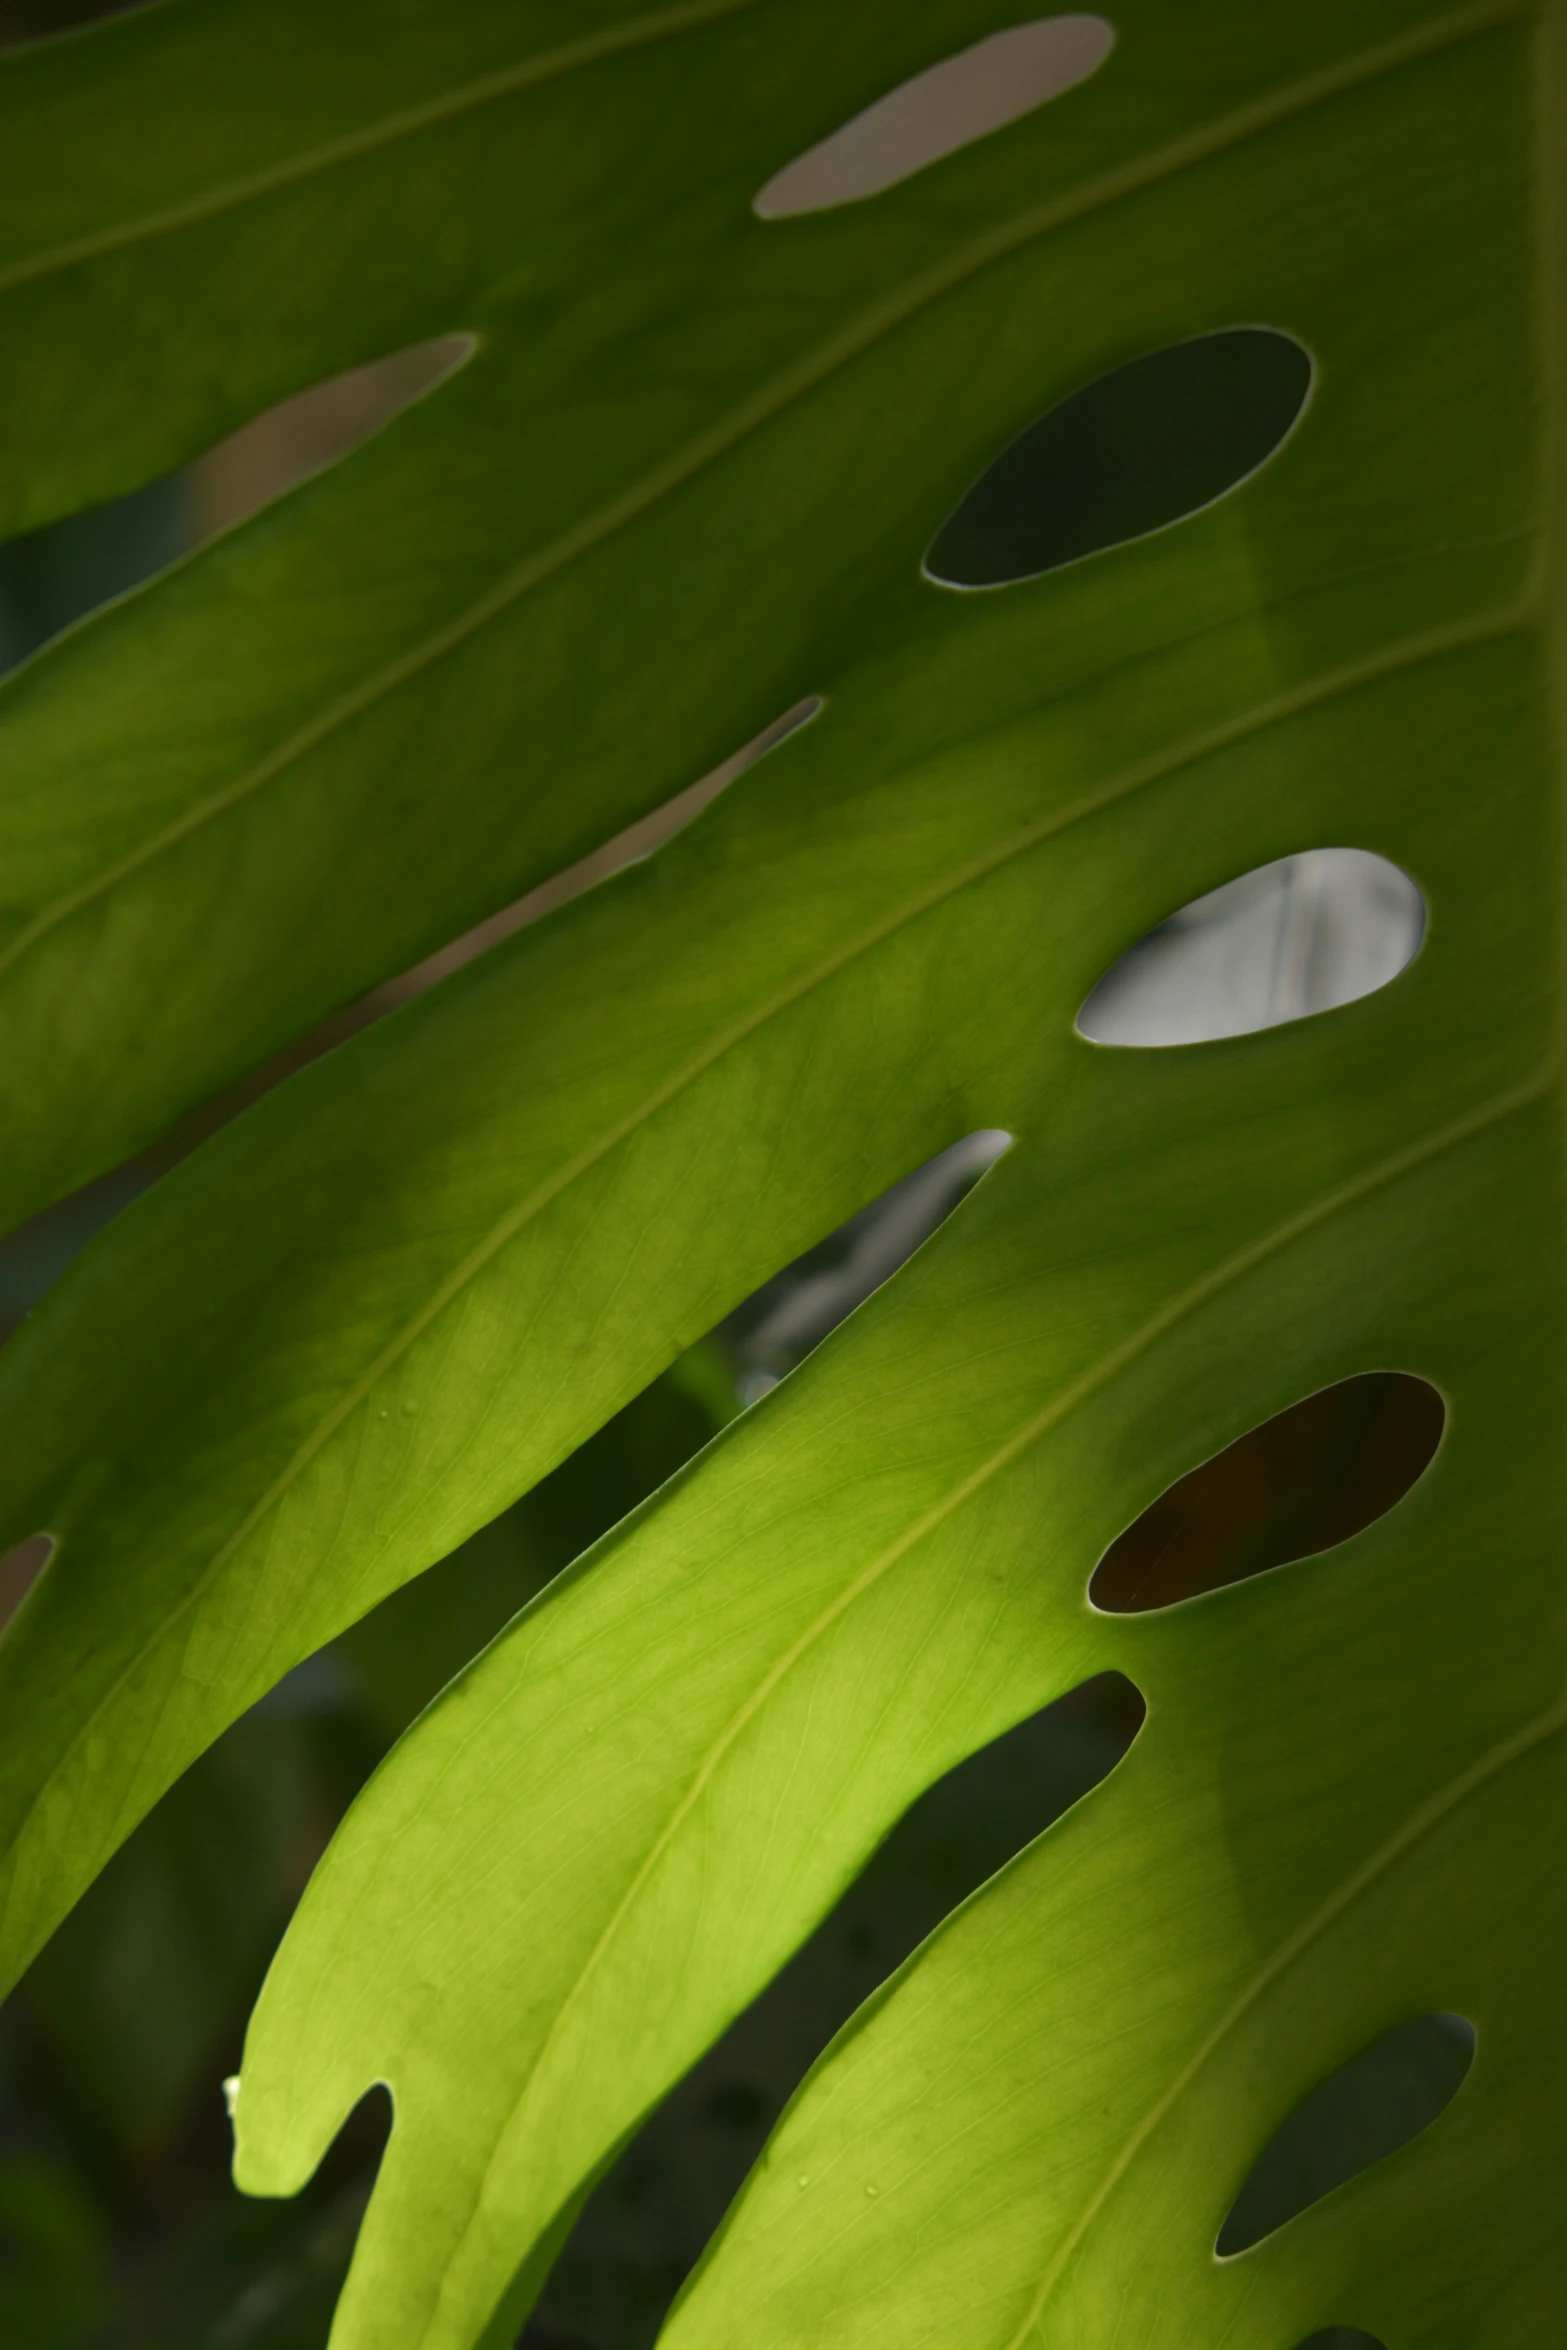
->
[524,1677,1138,2350]
[2,1,1563,2346]
[336,1368,725,1742]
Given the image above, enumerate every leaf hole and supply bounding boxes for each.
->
[1217,2012,1475,2256]
[1292,2335,1387,2350]
[753,16,1115,217]
[1089,1373,1444,1614]
[187,335,474,542]
[364,695,824,1015]
[0,698,822,1327]
[924,328,1312,589]
[718,1127,1011,1393]
[0,1532,54,1636]
[0,337,472,670]
[1077,849,1425,1046]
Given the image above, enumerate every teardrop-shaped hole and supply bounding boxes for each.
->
[754,17,1115,217]
[924,328,1311,589]
[1218,2012,1475,2255]
[1089,1373,1444,1614]
[0,1532,55,1635]
[1077,849,1424,1046]
[1293,2335,1386,2350]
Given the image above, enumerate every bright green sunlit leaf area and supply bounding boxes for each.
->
[0,1,1562,2346]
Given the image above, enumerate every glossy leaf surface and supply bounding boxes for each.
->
[0,3,1562,2349]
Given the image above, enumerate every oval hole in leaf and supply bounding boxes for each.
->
[1218,2012,1475,2255]
[1089,1373,1444,1614]
[1293,2335,1387,2350]
[0,1533,55,1636]
[753,16,1115,218]
[924,328,1312,589]
[524,1673,1143,2340]
[1077,849,1424,1046]
[0,337,472,671]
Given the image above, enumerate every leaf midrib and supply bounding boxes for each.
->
[0,0,1515,993]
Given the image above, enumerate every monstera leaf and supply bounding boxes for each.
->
[0,1,1561,2346]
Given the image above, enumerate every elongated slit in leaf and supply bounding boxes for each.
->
[0,1533,53,1638]
[0,337,473,673]
[0,693,823,1329]
[1217,2012,1475,2256]
[721,1125,1010,1394]
[924,329,1312,589]
[1089,1373,1444,1613]
[365,694,825,1013]
[1077,849,1425,1045]
[753,16,1116,217]
[188,335,475,541]
[337,1117,1012,1733]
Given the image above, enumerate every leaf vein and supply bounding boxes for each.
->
[4,603,1526,1937]
[0,0,1519,985]
[0,0,763,297]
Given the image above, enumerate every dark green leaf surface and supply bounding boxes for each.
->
[0,1,1562,2345]
[0,0,1521,1228]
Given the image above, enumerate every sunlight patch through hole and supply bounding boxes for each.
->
[1089,1374,1444,1614]
[1077,849,1425,1046]
[925,329,1311,589]
[754,17,1115,216]
[1218,2013,1475,2255]
[526,1673,1144,2343]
